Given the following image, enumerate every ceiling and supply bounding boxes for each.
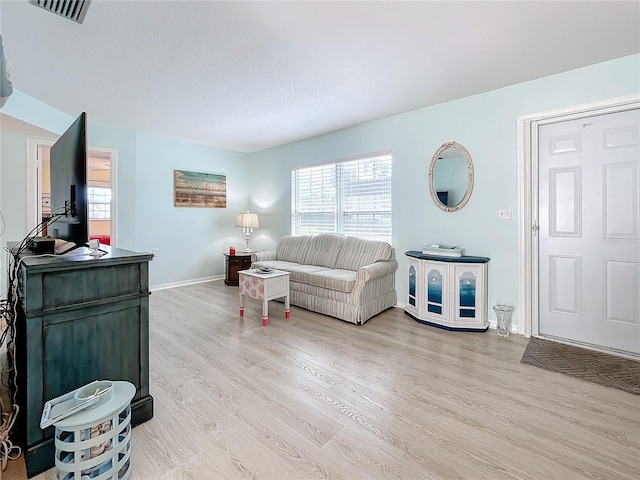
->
[1,1,639,153]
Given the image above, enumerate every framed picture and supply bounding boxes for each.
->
[174,170,227,208]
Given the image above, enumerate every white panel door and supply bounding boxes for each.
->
[539,109,640,354]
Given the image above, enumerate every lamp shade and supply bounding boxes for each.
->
[236,212,259,228]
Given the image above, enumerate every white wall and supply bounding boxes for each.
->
[247,54,640,328]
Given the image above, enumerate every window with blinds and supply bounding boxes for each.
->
[88,186,111,220]
[291,152,392,242]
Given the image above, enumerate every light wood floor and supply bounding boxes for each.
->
[7,280,640,479]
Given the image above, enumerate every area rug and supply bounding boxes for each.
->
[521,337,640,396]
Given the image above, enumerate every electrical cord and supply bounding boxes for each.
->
[0,403,20,471]
[0,213,67,471]
[0,279,19,472]
[12,207,66,258]
[2,250,19,404]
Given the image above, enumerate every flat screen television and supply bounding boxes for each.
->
[48,112,88,254]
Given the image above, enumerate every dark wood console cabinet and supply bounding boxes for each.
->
[10,245,154,477]
[224,253,252,286]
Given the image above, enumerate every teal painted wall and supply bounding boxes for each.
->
[0,100,251,289]
[248,54,640,326]
[87,124,138,250]
[134,132,249,286]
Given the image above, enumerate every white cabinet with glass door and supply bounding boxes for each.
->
[404,251,490,331]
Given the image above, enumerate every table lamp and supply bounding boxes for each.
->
[236,211,259,252]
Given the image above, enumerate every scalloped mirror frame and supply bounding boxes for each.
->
[428,141,475,212]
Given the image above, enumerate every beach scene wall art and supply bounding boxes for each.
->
[174,170,227,208]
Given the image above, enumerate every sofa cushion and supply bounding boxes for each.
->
[275,235,311,263]
[252,260,332,282]
[334,236,394,271]
[252,260,356,293]
[305,269,356,293]
[302,233,345,268]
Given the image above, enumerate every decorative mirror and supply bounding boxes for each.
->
[428,141,474,212]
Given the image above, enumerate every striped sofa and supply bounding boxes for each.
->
[251,234,398,325]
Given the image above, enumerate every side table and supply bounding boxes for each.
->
[224,253,253,286]
[238,269,290,326]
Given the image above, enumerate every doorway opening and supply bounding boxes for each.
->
[27,139,118,247]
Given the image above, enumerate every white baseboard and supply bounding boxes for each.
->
[487,319,518,334]
[151,275,223,292]
[398,302,518,334]
[146,290,518,334]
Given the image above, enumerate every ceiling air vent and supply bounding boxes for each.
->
[30,0,91,24]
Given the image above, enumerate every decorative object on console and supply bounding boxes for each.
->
[428,141,474,212]
[405,250,489,331]
[236,211,259,252]
[174,170,226,208]
[422,244,463,257]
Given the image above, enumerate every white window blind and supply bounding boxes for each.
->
[291,153,392,242]
[87,186,111,220]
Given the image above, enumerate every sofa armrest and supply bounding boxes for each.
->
[356,260,398,283]
[252,250,276,262]
[351,260,398,301]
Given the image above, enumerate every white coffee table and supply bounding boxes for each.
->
[238,268,290,326]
